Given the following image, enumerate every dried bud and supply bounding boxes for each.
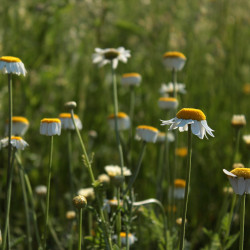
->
[73,195,87,209]
[64,101,77,110]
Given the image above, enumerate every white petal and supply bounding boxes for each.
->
[229,178,238,194]
[237,177,246,195]
[201,120,214,137]
[191,120,201,135]
[223,169,237,177]
[112,59,118,69]
[245,179,250,194]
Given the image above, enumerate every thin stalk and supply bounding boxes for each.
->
[78,208,83,250]
[15,153,41,247]
[124,141,147,195]
[18,155,32,250]
[172,69,177,99]
[239,194,246,250]
[233,128,241,163]
[67,130,74,201]
[42,136,54,249]
[128,86,135,162]
[70,110,113,250]
[116,188,121,248]
[111,64,125,189]
[2,148,16,250]
[156,143,165,201]
[179,125,192,250]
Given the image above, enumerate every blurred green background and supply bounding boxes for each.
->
[0,0,250,249]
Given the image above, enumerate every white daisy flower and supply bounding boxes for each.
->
[40,118,61,136]
[158,97,178,110]
[59,113,82,130]
[113,232,137,246]
[104,165,132,177]
[136,125,159,143]
[159,82,186,96]
[35,185,47,196]
[161,108,214,139]
[1,136,29,150]
[121,73,142,87]
[92,47,131,69]
[174,179,186,199]
[231,114,246,128]
[162,51,186,71]
[0,56,27,76]
[5,116,29,136]
[107,112,130,131]
[78,187,95,201]
[223,168,250,195]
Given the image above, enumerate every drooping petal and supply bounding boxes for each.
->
[237,177,246,195]
[223,169,237,177]
[228,178,238,194]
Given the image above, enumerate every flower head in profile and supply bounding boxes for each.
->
[231,114,246,129]
[174,179,186,199]
[159,82,186,96]
[162,51,186,71]
[136,125,159,143]
[5,116,29,136]
[113,232,137,246]
[35,185,47,196]
[1,136,29,150]
[59,113,82,130]
[92,47,131,69]
[121,73,142,87]
[0,56,27,76]
[156,131,175,143]
[223,168,250,195]
[107,112,130,131]
[40,118,61,136]
[158,97,178,110]
[161,108,214,139]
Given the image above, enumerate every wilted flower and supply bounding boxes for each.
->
[1,136,29,150]
[98,174,110,184]
[162,51,186,71]
[223,168,250,195]
[121,73,142,87]
[158,97,178,110]
[59,113,82,130]
[77,187,95,201]
[159,82,186,96]
[104,165,132,177]
[40,118,61,136]
[72,195,87,209]
[107,112,130,131]
[64,101,77,110]
[0,56,27,76]
[231,115,246,128]
[92,47,131,69]
[161,108,214,139]
[136,125,159,143]
[5,116,29,136]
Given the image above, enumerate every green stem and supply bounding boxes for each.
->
[42,136,54,249]
[233,128,241,163]
[179,125,192,250]
[18,154,32,250]
[172,69,177,99]
[2,148,16,250]
[15,153,41,247]
[67,130,74,201]
[78,208,83,250]
[116,188,121,248]
[128,86,135,162]
[124,141,147,195]
[70,110,113,250]
[239,194,245,250]
[111,64,125,189]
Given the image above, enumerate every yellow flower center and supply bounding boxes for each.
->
[104,49,120,60]
[137,125,158,132]
[11,136,22,140]
[59,113,79,119]
[41,118,61,124]
[12,116,29,124]
[122,73,141,78]
[120,232,132,238]
[231,168,250,179]
[176,108,206,121]
[108,112,128,119]
[163,51,186,59]
[159,97,178,102]
[175,147,188,157]
[174,179,186,187]
[0,56,21,63]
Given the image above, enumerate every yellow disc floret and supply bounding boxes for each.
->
[59,113,79,119]
[176,108,206,121]
[104,49,120,60]
[41,118,61,123]
[174,179,186,188]
[122,73,141,78]
[0,56,21,63]
[137,125,158,132]
[11,136,22,140]
[120,232,132,238]
[163,51,186,59]
[8,116,29,124]
[159,97,178,102]
[108,112,128,119]
[231,168,250,179]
